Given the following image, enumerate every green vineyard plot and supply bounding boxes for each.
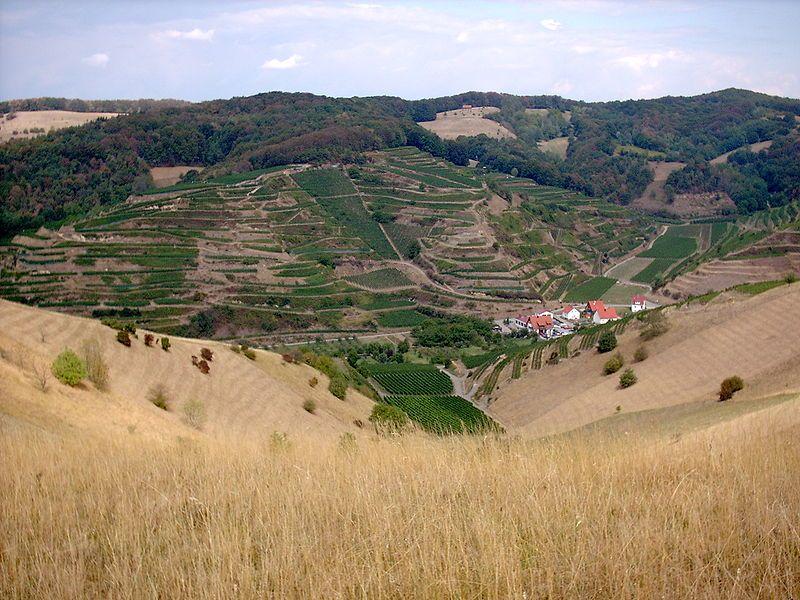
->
[367,363,453,395]
[383,395,500,434]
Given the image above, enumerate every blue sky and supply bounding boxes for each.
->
[1,0,798,102]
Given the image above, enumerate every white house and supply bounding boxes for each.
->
[558,305,581,321]
[592,306,620,325]
[631,294,647,312]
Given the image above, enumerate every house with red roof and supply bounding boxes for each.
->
[592,305,620,325]
[511,313,555,338]
[631,294,647,313]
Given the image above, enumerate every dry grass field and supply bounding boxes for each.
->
[668,254,800,297]
[0,300,373,441]
[710,140,774,164]
[418,107,516,140]
[1,293,799,598]
[150,166,202,187]
[0,110,120,142]
[537,135,569,159]
[1,394,798,598]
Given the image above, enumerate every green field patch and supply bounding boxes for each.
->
[346,268,413,289]
[631,258,675,285]
[640,235,697,259]
[563,276,617,302]
[293,168,357,197]
[376,309,429,328]
[365,363,453,395]
[383,395,499,435]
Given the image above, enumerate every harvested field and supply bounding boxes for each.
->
[150,166,202,188]
[631,161,684,213]
[0,110,120,142]
[418,107,516,140]
[710,140,774,164]
[605,257,654,282]
[666,254,800,297]
[600,282,649,305]
[537,136,569,159]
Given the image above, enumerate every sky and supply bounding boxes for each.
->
[1,0,798,103]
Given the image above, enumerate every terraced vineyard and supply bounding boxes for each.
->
[5,142,793,341]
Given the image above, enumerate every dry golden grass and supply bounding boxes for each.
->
[1,418,799,598]
[0,110,120,142]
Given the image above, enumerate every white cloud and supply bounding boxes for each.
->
[261,54,304,70]
[162,28,215,41]
[346,3,382,8]
[540,19,563,31]
[614,49,686,72]
[82,53,109,67]
[552,79,574,95]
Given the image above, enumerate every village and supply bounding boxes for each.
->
[497,295,653,340]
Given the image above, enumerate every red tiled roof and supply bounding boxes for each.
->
[632,295,646,304]
[561,305,574,313]
[596,307,619,320]
[587,300,607,312]
[529,315,553,328]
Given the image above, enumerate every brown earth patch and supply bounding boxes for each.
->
[418,107,515,140]
[0,110,120,143]
[150,166,203,188]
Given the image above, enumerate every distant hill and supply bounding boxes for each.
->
[2,88,799,237]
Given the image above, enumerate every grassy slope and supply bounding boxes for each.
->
[490,282,800,437]
[1,297,800,597]
[0,300,373,441]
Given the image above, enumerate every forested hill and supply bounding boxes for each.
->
[1,88,799,236]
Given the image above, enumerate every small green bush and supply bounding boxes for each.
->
[51,349,87,386]
[309,376,319,388]
[161,337,171,351]
[144,333,155,347]
[328,375,347,400]
[597,330,617,353]
[81,339,109,391]
[302,399,317,414]
[619,368,637,388]
[603,352,624,375]
[147,384,169,410]
[633,346,649,362]
[369,403,409,433]
[117,330,131,347]
[182,398,205,430]
[718,375,744,401]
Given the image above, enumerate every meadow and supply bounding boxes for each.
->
[2,423,797,598]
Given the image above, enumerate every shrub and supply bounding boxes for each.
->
[242,347,256,360]
[147,384,169,410]
[182,398,205,430]
[197,359,210,375]
[785,272,798,284]
[200,347,213,362]
[161,337,171,351]
[718,375,744,401]
[116,330,131,347]
[619,368,638,388]
[144,333,155,347]
[32,362,50,392]
[640,311,670,340]
[597,331,617,353]
[81,339,109,391]
[603,353,624,375]
[633,347,649,362]
[369,403,409,433]
[51,349,87,386]
[309,376,319,388]
[302,399,317,414]
[282,353,295,364]
[329,376,347,400]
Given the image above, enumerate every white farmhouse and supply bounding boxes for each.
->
[631,294,647,313]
